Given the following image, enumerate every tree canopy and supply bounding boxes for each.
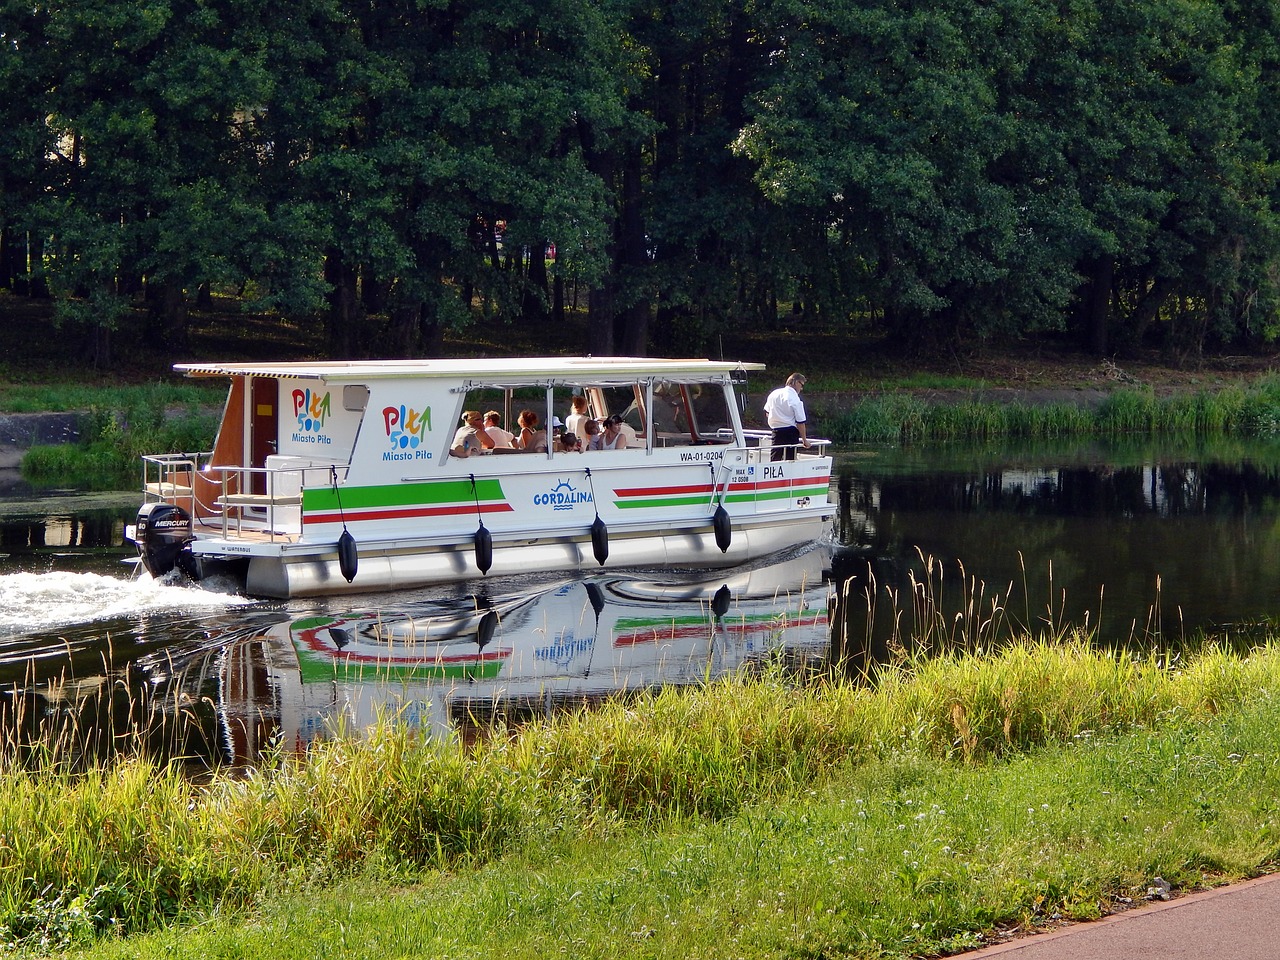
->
[2,0,1278,362]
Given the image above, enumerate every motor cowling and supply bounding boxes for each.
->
[135,502,193,579]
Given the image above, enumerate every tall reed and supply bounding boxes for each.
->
[827,380,1280,443]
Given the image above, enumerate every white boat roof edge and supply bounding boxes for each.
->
[174,356,768,381]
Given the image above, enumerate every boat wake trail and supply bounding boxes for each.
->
[0,570,254,636]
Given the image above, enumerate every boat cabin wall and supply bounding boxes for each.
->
[343,377,460,480]
[274,378,367,462]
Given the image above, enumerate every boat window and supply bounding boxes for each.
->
[686,382,734,442]
[455,385,550,452]
[651,380,733,446]
[598,385,646,436]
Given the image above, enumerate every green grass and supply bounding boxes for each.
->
[0,382,223,414]
[877,372,990,391]
[7,641,1280,954]
[119,703,1276,960]
[19,401,218,491]
[825,379,1280,443]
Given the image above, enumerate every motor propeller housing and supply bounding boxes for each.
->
[134,502,194,579]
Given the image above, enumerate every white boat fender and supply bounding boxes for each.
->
[469,474,494,574]
[713,504,732,553]
[337,529,359,583]
[585,467,609,565]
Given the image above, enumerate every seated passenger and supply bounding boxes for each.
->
[556,432,581,453]
[598,415,628,451]
[514,408,548,452]
[451,410,495,457]
[565,395,590,439]
[484,411,515,447]
[581,417,602,451]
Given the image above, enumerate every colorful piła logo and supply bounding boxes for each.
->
[293,388,331,433]
[383,404,431,449]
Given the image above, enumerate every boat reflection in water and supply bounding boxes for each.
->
[215,545,831,764]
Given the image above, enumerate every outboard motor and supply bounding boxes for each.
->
[135,502,194,579]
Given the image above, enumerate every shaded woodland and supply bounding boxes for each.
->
[2,0,1279,367]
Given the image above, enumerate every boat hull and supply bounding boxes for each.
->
[241,512,830,598]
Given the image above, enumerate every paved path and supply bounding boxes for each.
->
[960,872,1280,959]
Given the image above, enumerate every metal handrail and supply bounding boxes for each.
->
[200,463,350,540]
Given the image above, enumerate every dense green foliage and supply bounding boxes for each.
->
[2,0,1279,362]
[5,641,1280,954]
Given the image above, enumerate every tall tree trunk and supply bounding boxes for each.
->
[523,245,549,323]
[324,251,361,357]
[588,285,616,355]
[84,324,111,369]
[0,227,21,292]
[1082,257,1114,356]
[617,147,649,355]
[387,301,420,357]
[155,279,188,349]
[418,301,444,356]
[360,263,387,315]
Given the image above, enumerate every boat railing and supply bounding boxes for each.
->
[141,451,214,516]
[202,460,350,541]
[719,430,831,464]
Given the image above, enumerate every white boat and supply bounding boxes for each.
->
[126,357,834,598]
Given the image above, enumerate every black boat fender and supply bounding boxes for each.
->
[330,466,359,583]
[469,473,494,574]
[474,525,493,574]
[712,503,732,553]
[590,515,609,566]
[585,467,609,566]
[337,528,359,583]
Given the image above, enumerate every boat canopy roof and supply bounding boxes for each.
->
[174,356,766,385]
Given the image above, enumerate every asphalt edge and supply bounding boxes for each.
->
[957,870,1280,958]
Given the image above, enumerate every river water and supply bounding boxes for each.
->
[4,434,1280,768]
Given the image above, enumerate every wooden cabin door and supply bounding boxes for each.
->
[249,377,278,494]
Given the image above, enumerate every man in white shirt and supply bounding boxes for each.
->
[763,372,808,461]
[484,411,515,447]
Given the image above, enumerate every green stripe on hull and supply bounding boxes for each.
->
[726,484,831,504]
[617,483,830,510]
[615,611,815,630]
[295,652,505,684]
[303,477,507,511]
[616,495,709,509]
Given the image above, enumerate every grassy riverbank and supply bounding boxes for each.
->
[7,640,1280,956]
[821,377,1280,443]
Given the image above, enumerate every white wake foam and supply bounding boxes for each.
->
[0,570,253,632]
